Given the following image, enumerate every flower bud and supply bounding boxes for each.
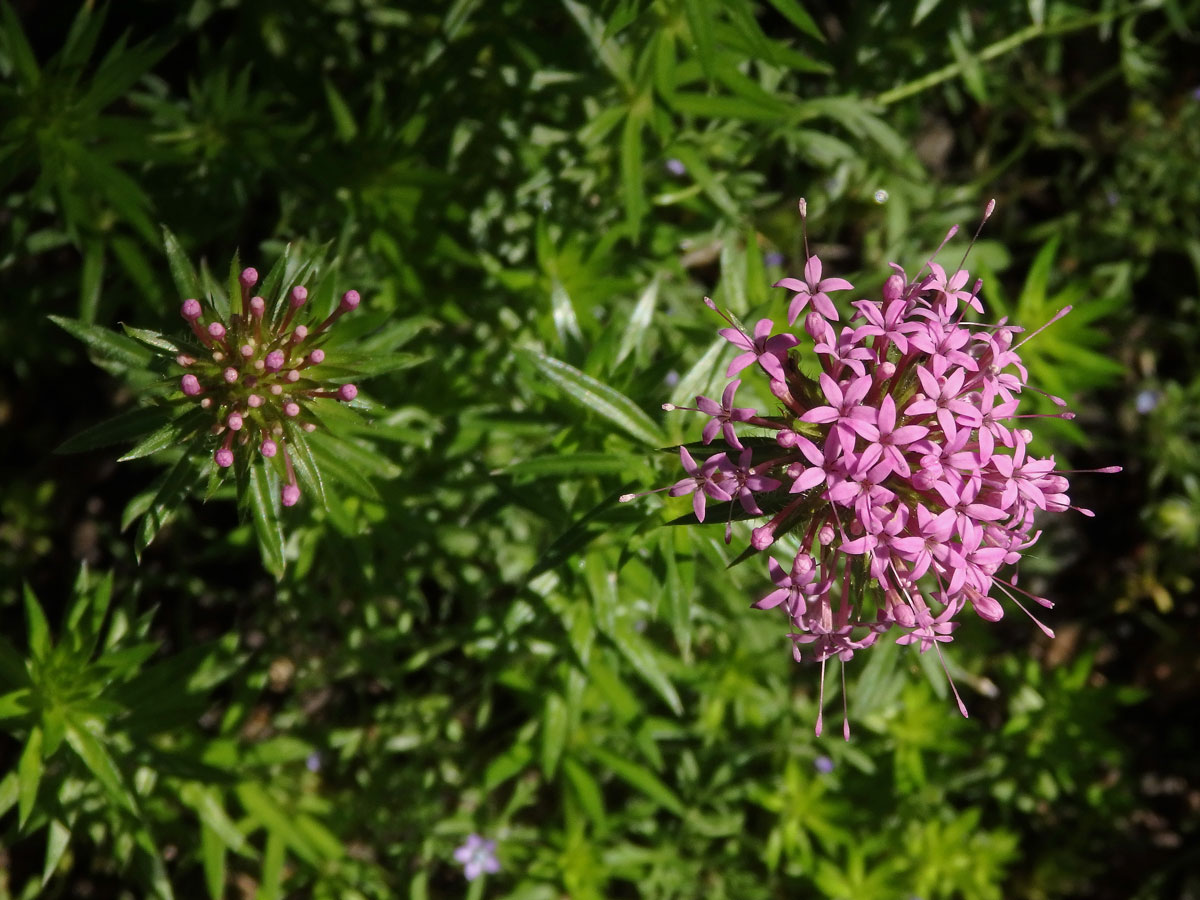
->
[882,273,905,304]
[181,374,202,396]
[181,299,203,321]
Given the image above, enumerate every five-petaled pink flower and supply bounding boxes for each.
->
[775,255,854,324]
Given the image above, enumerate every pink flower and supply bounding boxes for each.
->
[624,199,1119,734]
[720,318,798,382]
[775,255,853,323]
[697,380,757,449]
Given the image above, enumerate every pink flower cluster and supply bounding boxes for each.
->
[176,268,361,507]
[630,201,1118,734]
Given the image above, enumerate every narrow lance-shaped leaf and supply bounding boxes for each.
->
[519,348,664,445]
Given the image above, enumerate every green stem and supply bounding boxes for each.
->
[872,6,1145,107]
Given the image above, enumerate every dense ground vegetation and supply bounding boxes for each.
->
[2,1,1199,897]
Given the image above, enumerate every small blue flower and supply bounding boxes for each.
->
[764,251,785,267]
[666,158,686,176]
[814,755,834,774]
[454,834,500,881]
[1135,389,1160,415]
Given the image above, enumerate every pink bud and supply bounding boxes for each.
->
[228,413,244,431]
[289,286,308,308]
[181,374,202,396]
[338,384,358,402]
[207,322,226,339]
[339,289,360,311]
[240,344,254,358]
[877,361,896,380]
[181,299,203,321]
[285,369,300,383]
[303,422,316,433]
[223,367,238,383]
[777,430,799,448]
[817,525,835,545]
[291,325,308,342]
[215,448,234,468]
[240,267,259,287]
[261,439,277,458]
[284,402,300,417]
[265,350,285,372]
[249,296,266,318]
[247,394,263,408]
[882,273,905,304]
[750,526,775,550]
[804,311,827,341]
[270,384,283,395]
[793,553,814,575]
[281,484,301,507]
[307,349,325,365]
[892,599,916,628]
[971,593,1005,622]
[176,354,196,367]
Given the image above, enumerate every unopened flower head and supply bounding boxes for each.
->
[628,200,1120,736]
[175,270,361,507]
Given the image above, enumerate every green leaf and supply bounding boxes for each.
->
[502,453,642,479]
[17,726,42,829]
[0,2,40,85]
[235,783,335,866]
[614,275,659,368]
[121,324,179,354]
[682,0,716,81]
[586,745,685,816]
[119,418,189,462]
[200,823,227,900]
[0,688,31,720]
[304,432,380,499]
[161,227,202,301]
[282,426,326,509]
[65,721,138,814]
[484,741,534,791]
[42,819,71,888]
[323,77,359,142]
[247,463,286,579]
[519,348,663,445]
[260,831,286,900]
[765,0,824,39]
[22,583,51,660]
[183,784,251,856]
[541,692,569,778]
[562,756,607,832]
[606,622,683,715]
[49,315,154,371]
[79,240,105,323]
[133,434,207,559]
[621,110,646,240]
[563,0,631,89]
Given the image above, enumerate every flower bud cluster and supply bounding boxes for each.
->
[176,267,361,507]
[628,203,1119,733]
